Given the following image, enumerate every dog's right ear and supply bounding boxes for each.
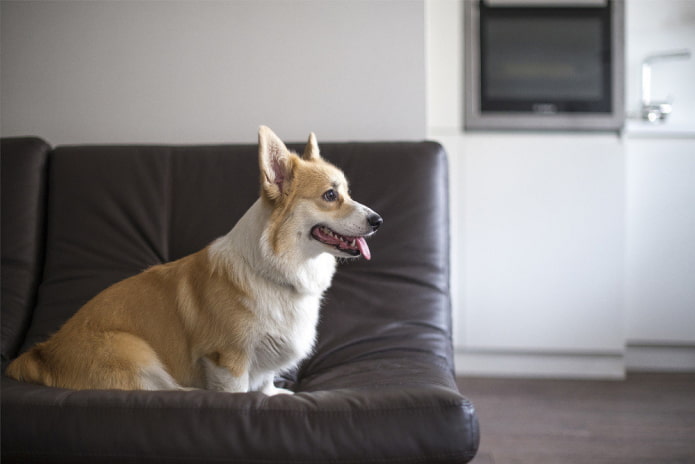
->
[302,132,320,161]
[259,126,292,201]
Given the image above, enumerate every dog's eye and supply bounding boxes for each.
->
[322,189,338,202]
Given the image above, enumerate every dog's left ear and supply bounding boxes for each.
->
[302,132,320,161]
[259,125,292,200]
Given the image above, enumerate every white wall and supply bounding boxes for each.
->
[625,0,695,126]
[0,0,425,145]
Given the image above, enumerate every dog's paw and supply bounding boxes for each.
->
[264,385,294,396]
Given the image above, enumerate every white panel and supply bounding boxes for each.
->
[0,1,425,144]
[625,138,695,344]
[463,133,625,352]
[425,0,462,131]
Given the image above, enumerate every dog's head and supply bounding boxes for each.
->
[258,126,382,261]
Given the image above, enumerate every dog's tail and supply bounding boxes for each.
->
[5,344,54,386]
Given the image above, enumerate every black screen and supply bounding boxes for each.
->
[480,4,612,113]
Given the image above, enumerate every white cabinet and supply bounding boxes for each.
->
[461,134,625,354]
[440,131,695,377]
[427,0,695,377]
[438,133,627,378]
[626,135,695,345]
[438,131,695,377]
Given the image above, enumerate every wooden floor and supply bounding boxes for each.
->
[456,373,695,464]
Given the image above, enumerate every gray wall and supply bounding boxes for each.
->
[1,1,425,145]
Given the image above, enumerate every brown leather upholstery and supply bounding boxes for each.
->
[1,138,479,463]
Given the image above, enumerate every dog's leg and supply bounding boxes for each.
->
[255,372,294,396]
[139,363,187,391]
[97,331,188,391]
[201,355,249,393]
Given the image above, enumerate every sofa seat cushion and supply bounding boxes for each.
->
[2,358,477,463]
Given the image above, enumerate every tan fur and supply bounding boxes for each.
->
[7,250,247,390]
[6,126,380,393]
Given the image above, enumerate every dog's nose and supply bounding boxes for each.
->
[367,213,383,231]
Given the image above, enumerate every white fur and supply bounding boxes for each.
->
[328,201,379,238]
[201,357,248,392]
[140,363,184,391]
[208,199,336,394]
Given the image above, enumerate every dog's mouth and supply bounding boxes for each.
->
[311,225,371,260]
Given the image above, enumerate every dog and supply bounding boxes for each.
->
[6,126,382,394]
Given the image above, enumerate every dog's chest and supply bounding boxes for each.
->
[250,290,321,372]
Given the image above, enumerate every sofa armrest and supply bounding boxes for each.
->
[1,137,51,364]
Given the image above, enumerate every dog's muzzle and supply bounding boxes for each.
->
[310,210,382,261]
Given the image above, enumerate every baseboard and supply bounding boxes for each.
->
[625,344,695,372]
[454,350,625,380]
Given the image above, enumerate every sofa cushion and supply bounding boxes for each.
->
[3,141,479,463]
[2,377,477,464]
[1,137,51,364]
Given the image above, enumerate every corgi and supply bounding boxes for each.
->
[6,126,382,394]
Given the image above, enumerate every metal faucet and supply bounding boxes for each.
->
[641,49,691,123]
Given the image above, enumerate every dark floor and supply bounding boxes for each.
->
[456,373,695,464]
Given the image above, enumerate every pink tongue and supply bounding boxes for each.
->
[356,237,371,261]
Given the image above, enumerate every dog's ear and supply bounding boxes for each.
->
[302,132,320,161]
[259,126,292,200]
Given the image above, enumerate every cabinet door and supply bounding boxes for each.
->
[462,134,624,353]
[626,138,695,344]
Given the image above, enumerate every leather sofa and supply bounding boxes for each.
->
[1,136,479,463]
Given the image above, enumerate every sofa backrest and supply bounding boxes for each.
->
[1,137,51,364]
[4,141,453,374]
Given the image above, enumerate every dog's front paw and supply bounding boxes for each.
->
[263,385,294,396]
